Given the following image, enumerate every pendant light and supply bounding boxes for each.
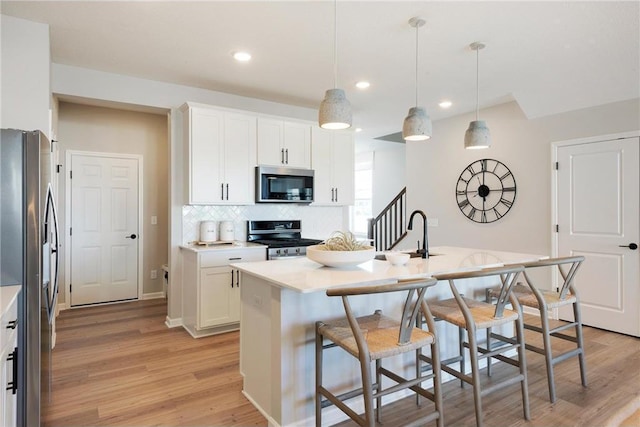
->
[319,0,352,130]
[464,42,491,149]
[402,17,432,141]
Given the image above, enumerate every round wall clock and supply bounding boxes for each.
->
[455,158,516,223]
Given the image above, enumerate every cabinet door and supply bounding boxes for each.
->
[311,127,334,205]
[283,122,311,168]
[1,344,16,427]
[257,118,284,166]
[331,131,355,206]
[223,112,257,205]
[199,266,238,328]
[189,108,224,204]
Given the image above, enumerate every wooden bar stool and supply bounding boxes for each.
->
[427,266,529,427]
[315,277,444,427]
[486,256,587,403]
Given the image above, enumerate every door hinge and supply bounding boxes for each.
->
[70,227,72,236]
[70,284,72,293]
[70,170,73,179]
[555,224,559,232]
[56,164,62,173]
[554,162,559,170]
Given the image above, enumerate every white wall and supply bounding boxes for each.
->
[0,15,50,136]
[57,102,169,303]
[371,142,406,215]
[403,99,640,258]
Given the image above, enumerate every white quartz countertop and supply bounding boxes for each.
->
[179,241,266,253]
[231,246,546,293]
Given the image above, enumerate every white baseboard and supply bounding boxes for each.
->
[165,316,182,328]
[142,291,166,300]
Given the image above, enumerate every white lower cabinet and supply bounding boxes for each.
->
[0,286,19,427]
[181,246,266,337]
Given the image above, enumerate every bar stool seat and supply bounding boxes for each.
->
[429,297,519,329]
[316,277,444,427]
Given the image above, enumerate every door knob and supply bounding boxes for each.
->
[126,234,137,240]
[619,243,638,250]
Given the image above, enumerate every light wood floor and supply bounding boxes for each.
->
[44,299,639,427]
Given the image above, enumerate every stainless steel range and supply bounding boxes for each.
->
[247,220,323,260]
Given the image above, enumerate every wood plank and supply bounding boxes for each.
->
[43,300,639,427]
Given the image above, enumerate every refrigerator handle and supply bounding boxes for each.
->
[44,184,60,324]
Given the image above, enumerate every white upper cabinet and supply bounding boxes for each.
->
[257,117,311,169]
[311,127,354,206]
[182,103,257,205]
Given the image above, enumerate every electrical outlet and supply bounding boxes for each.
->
[150,269,158,279]
[151,215,157,225]
[253,295,263,307]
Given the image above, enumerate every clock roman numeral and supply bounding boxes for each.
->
[480,211,488,223]
[500,197,513,208]
[458,199,470,209]
[503,186,516,192]
[500,171,513,180]
[467,207,477,220]
[493,207,503,219]
[480,159,488,172]
[466,165,475,175]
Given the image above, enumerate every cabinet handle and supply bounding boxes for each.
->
[221,183,224,200]
[285,149,289,164]
[331,188,335,202]
[6,319,17,329]
[281,148,285,164]
[226,183,229,200]
[230,270,234,288]
[335,187,338,203]
[7,347,17,394]
[236,270,240,287]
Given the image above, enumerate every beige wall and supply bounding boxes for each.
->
[57,102,169,304]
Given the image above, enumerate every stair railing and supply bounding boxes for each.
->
[368,187,407,251]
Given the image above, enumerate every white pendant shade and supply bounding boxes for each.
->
[319,88,352,130]
[403,17,432,142]
[402,107,432,141]
[464,120,491,149]
[465,41,490,149]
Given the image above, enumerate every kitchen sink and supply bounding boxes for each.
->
[375,252,439,261]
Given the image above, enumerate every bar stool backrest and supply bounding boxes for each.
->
[326,278,438,348]
[433,265,525,320]
[519,256,585,300]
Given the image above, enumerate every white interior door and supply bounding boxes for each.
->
[556,136,639,336]
[70,153,140,306]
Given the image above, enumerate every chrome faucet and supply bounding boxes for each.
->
[408,209,429,259]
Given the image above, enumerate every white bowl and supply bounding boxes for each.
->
[306,245,375,268]
[384,252,410,266]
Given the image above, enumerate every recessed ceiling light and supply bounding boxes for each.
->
[355,127,363,132]
[233,51,252,62]
[439,100,452,109]
[355,81,370,89]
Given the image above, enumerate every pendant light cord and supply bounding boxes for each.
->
[333,0,338,89]
[414,22,419,107]
[475,47,479,121]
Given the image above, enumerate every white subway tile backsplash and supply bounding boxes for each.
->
[182,204,345,244]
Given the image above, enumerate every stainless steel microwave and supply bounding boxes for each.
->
[256,166,314,203]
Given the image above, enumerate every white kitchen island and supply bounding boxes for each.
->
[232,246,546,427]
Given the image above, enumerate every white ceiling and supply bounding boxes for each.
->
[2,1,639,142]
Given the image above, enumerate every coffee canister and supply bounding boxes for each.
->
[199,221,218,243]
[219,221,235,242]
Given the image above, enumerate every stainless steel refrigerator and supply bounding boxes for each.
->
[1,129,59,427]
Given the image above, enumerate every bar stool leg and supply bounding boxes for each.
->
[467,328,484,427]
[515,309,531,420]
[360,355,375,427]
[459,326,466,388]
[315,323,323,427]
[485,289,493,377]
[539,307,557,403]
[376,359,382,423]
[573,301,588,387]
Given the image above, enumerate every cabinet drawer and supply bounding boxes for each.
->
[200,248,266,268]
[0,288,19,350]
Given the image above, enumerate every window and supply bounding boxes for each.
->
[350,152,373,239]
